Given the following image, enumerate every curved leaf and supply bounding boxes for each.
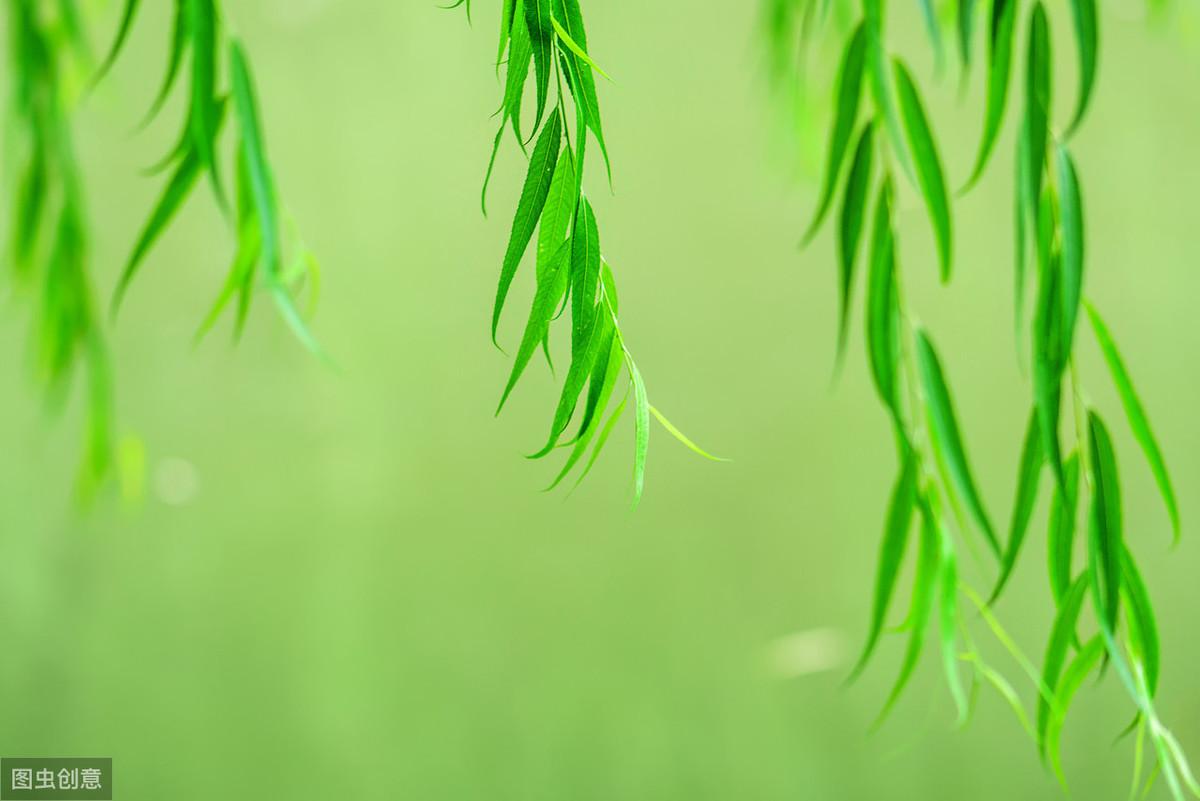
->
[1037,573,1089,753]
[836,121,875,368]
[1086,410,1123,634]
[865,179,899,415]
[1046,636,1105,788]
[1056,143,1084,356]
[1121,547,1160,698]
[1065,0,1098,136]
[1047,454,1080,606]
[963,0,1016,190]
[1024,3,1052,224]
[991,408,1043,603]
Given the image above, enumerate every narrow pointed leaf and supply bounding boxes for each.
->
[963,0,1016,190]
[523,0,552,134]
[1056,144,1084,356]
[630,359,650,508]
[229,41,281,278]
[1121,547,1160,698]
[915,330,1000,556]
[141,0,189,128]
[1047,454,1080,606]
[1065,0,1098,136]
[938,518,967,723]
[1032,220,1065,487]
[497,240,571,412]
[836,121,875,367]
[991,409,1043,602]
[1087,410,1123,634]
[892,59,952,282]
[650,406,727,462]
[93,0,141,86]
[866,179,899,415]
[1046,636,1106,787]
[803,22,867,244]
[1085,303,1180,543]
[186,0,224,204]
[1025,3,1052,225]
[1037,573,1089,754]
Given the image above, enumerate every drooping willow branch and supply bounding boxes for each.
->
[776,0,1195,794]
[455,0,721,504]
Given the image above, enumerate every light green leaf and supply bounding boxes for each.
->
[555,0,610,182]
[649,406,727,462]
[803,22,867,244]
[915,329,1000,556]
[938,516,967,724]
[630,358,650,508]
[229,40,280,277]
[186,0,224,205]
[1056,143,1084,356]
[1037,573,1088,754]
[1122,547,1160,698]
[1046,636,1105,789]
[991,408,1043,603]
[493,114,562,345]
[892,58,952,282]
[1047,454,1080,606]
[550,15,611,81]
[93,0,141,86]
[1085,303,1180,543]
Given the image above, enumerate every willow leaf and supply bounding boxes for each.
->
[1056,144,1084,356]
[572,390,628,490]
[498,0,516,67]
[866,179,898,414]
[93,0,141,86]
[915,330,1000,556]
[836,121,875,368]
[141,0,189,129]
[229,41,280,277]
[1032,228,1065,488]
[546,334,623,489]
[917,0,944,73]
[1025,3,1052,225]
[991,409,1043,603]
[1046,636,1105,788]
[493,114,561,345]
[1047,454,1080,606]
[555,0,610,181]
[550,16,610,81]
[849,451,917,683]
[523,0,552,134]
[1066,0,1098,136]
[196,152,262,342]
[938,519,967,723]
[497,240,571,413]
[1014,117,1031,341]
[1085,303,1180,543]
[186,0,224,205]
[957,0,977,70]
[1037,573,1089,754]
[630,359,650,508]
[802,22,866,244]
[892,59,952,282]
[874,497,939,728]
[1087,410,1123,634]
[112,146,202,315]
[482,2,533,213]
[963,0,1015,190]
[1122,548,1160,698]
[650,407,726,462]
[536,147,577,283]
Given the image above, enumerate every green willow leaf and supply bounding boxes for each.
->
[497,240,571,413]
[537,147,577,281]
[957,0,978,71]
[630,358,650,508]
[482,1,533,213]
[991,409,1043,603]
[550,16,610,81]
[572,389,628,491]
[802,22,866,244]
[865,179,898,415]
[836,121,875,367]
[1046,636,1105,788]
[546,334,624,490]
[650,406,727,462]
[493,114,562,345]
[915,330,1000,556]
[1056,144,1084,356]
[1087,410,1123,634]
[874,496,939,728]
[1032,215,1065,487]
[141,0,189,129]
[1047,453,1080,606]
[498,0,516,67]
[554,0,610,181]
[963,0,1015,191]
[1065,0,1098,137]
[1037,573,1089,754]
[1024,3,1052,225]
[186,0,224,204]
[93,0,141,86]
[938,518,967,723]
[1014,116,1031,341]
[229,40,280,277]
[849,451,917,683]
[523,0,553,134]
[917,0,944,73]
[197,150,262,341]
[112,146,202,315]
[892,59,952,282]
[1085,303,1180,543]
[1122,547,1160,698]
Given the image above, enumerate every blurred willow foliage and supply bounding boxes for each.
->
[2,0,321,494]
[767,0,1195,795]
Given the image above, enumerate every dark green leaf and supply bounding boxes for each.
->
[523,0,552,134]
[836,121,875,368]
[917,0,944,73]
[865,179,898,414]
[497,239,571,413]
[802,22,867,244]
[1085,303,1180,543]
[1087,410,1123,634]
[1121,547,1160,698]
[849,451,917,682]
[1024,3,1052,226]
[1065,0,1098,136]
[957,0,978,70]
[493,114,562,345]
[186,0,224,205]
[892,59,952,282]
[1056,143,1084,356]
[1047,454,1080,606]
[141,0,189,129]
[963,0,1015,190]
[1032,210,1065,488]
[991,408,1043,603]
[915,329,1000,556]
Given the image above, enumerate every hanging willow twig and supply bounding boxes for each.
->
[4,0,113,492]
[455,0,722,504]
[781,0,1195,794]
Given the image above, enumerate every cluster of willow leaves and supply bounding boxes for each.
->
[2,0,1195,796]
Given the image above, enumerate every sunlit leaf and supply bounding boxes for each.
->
[630,358,650,508]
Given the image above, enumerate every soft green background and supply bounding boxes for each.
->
[1,2,1198,799]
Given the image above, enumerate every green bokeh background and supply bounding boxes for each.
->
[2,2,1199,798]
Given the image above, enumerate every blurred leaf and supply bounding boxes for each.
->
[892,58,952,282]
[1046,636,1105,788]
[866,179,899,415]
[917,0,944,74]
[1122,547,1160,698]
[964,0,1015,190]
[803,22,867,244]
[631,359,650,508]
[1037,573,1088,754]
[991,409,1043,603]
[229,40,280,276]
[1087,410,1123,634]
[1047,454,1080,606]
[1066,0,1098,136]
[186,0,224,205]
[1024,3,1052,226]
[836,121,875,369]
[938,514,967,723]
[915,329,1000,556]
[1032,205,1065,487]
[849,450,917,683]
[141,0,189,129]
[1056,143,1084,356]
[1085,303,1180,543]
[957,0,978,71]
[93,0,141,86]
